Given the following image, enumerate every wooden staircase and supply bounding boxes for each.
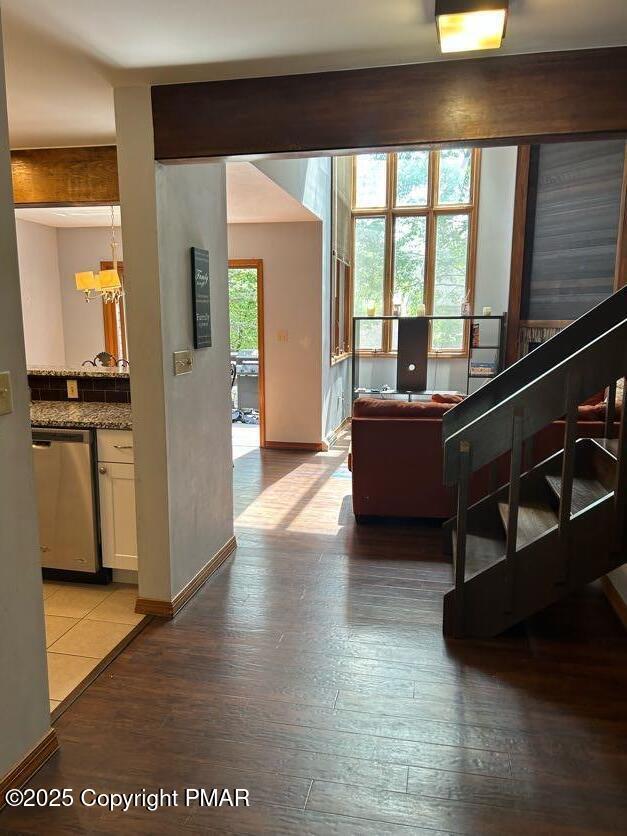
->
[441,287,627,638]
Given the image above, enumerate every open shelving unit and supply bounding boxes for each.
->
[352,314,506,398]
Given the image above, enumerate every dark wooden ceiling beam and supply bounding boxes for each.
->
[11,146,119,206]
[151,47,627,162]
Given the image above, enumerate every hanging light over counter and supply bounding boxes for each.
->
[435,0,509,54]
[75,206,123,303]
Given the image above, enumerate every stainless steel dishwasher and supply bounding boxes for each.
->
[32,428,99,574]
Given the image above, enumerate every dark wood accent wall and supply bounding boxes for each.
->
[523,140,626,321]
[11,146,119,206]
[506,138,627,363]
[151,48,627,162]
[616,144,627,289]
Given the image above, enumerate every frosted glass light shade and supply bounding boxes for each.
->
[75,271,99,291]
[435,1,508,53]
[98,269,121,289]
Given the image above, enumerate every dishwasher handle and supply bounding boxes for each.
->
[32,429,91,444]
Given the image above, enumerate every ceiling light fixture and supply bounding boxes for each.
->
[435,0,509,54]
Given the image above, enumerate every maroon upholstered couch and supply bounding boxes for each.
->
[349,396,613,520]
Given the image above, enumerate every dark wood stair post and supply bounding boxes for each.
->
[503,410,523,614]
[614,377,627,547]
[453,440,471,638]
[558,381,579,585]
[605,379,617,440]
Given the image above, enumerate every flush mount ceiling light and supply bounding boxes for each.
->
[435,0,509,54]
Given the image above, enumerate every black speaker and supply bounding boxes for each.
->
[396,318,428,392]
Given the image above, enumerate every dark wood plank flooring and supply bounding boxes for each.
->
[2,429,627,835]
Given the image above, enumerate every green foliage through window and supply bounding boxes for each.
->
[352,149,477,352]
[228,267,258,351]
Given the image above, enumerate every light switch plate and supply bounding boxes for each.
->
[173,350,193,375]
[67,379,79,399]
[0,371,13,416]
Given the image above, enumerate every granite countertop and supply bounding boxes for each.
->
[28,365,130,378]
[31,400,133,430]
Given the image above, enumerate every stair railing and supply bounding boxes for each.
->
[443,284,627,442]
[444,318,627,637]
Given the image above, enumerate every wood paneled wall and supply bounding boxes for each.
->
[523,140,625,321]
[506,139,627,363]
[151,47,627,162]
[11,146,119,206]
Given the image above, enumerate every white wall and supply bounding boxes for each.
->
[16,218,65,366]
[0,20,51,780]
[115,86,234,602]
[15,222,125,367]
[156,162,234,595]
[56,227,122,365]
[254,157,351,440]
[228,221,323,444]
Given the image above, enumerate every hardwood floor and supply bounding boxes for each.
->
[2,429,627,834]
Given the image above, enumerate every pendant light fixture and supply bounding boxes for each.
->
[435,0,509,54]
[75,206,124,303]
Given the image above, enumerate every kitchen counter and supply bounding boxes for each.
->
[28,365,129,378]
[31,400,133,430]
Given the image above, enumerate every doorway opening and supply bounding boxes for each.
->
[228,258,265,449]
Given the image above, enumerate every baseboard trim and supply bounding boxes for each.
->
[135,535,237,618]
[265,440,327,452]
[326,416,351,450]
[602,576,627,630]
[1,729,59,809]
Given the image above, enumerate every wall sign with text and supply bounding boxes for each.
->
[191,247,211,348]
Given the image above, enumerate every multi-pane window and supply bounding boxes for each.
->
[351,148,480,354]
[331,156,353,359]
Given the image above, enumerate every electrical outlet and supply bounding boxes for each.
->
[277,330,288,343]
[67,379,79,399]
[0,371,12,416]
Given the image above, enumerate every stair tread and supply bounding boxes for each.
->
[497,499,558,550]
[545,473,610,515]
[452,528,505,580]
[598,438,619,458]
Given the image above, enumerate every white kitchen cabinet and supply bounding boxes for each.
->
[97,431,138,572]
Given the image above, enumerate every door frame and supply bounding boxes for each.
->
[100,260,128,361]
[228,258,266,448]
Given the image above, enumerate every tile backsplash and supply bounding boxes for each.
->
[28,374,131,404]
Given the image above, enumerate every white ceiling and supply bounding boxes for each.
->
[15,206,122,228]
[226,163,317,223]
[2,1,626,149]
[14,163,318,226]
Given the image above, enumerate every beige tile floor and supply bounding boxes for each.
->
[43,581,143,712]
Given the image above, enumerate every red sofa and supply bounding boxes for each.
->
[349,396,613,520]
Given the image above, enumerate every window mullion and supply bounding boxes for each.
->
[425,151,439,352]
[383,153,396,353]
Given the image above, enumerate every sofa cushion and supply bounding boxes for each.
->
[582,390,606,406]
[353,397,451,418]
[577,403,608,421]
[432,393,466,405]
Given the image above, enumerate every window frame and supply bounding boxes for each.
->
[331,256,352,363]
[101,260,128,361]
[330,155,355,363]
[351,148,481,358]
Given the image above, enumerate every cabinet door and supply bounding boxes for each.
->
[98,462,138,571]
